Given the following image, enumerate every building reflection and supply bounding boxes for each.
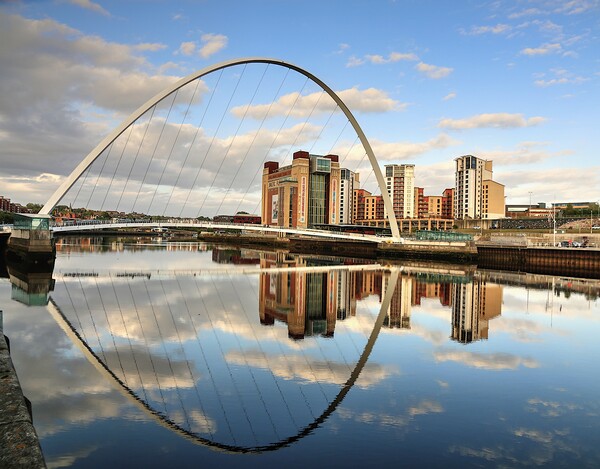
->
[259,252,347,339]
[257,254,504,344]
[451,280,502,343]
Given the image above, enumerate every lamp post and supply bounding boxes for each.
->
[528,191,532,216]
[552,204,556,247]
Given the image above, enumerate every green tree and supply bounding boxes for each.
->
[565,203,575,215]
[0,211,15,224]
[26,203,43,213]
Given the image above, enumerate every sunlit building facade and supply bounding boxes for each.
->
[454,155,504,220]
[385,164,415,219]
[262,151,341,229]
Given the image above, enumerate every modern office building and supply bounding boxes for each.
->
[262,151,341,228]
[454,155,504,220]
[385,164,415,219]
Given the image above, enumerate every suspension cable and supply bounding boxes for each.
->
[196,64,249,218]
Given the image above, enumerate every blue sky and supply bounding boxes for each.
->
[1,0,599,213]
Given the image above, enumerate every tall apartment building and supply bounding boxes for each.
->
[339,169,358,224]
[454,155,504,219]
[262,151,341,228]
[385,164,415,219]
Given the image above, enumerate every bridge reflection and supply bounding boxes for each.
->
[45,265,399,452]
[5,243,600,453]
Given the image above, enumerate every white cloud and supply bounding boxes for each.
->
[443,92,457,101]
[198,33,228,58]
[520,43,562,56]
[134,43,167,52]
[508,8,542,19]
[534,69,588,86]
[66,0,110,16]
[231,87,406,120]
[178,41,196,56]
[415,62,453,79]
[0,14,185,187]
[334,43,350,54]
[535,76,586,86]
[462,24,511,35]
[438,113,547,130]
[365,52,419,64]
[369,134,460,161]
[335,134,460,170]
[434,349,539,370]
[495,166,600,204]
[555,0,599,15]
[346,56,365,67]
[475,141,573,166]
[346,51,418,67]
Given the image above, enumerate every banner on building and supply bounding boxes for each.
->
[271,194,279,223]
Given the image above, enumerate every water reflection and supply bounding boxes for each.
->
[3,239,600,466]
[43,251,399,452]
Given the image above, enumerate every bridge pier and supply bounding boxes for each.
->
[6,214,55,268]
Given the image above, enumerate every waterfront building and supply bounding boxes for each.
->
[262,151,341,229]
[454,155,504,220]
[340,169,359,224]
[414,187,427,219]
[421,189,454,220]
[0,196,27,214]
[385,164,415,219]
[442,188,454,219]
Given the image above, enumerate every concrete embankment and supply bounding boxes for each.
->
[478,245,600,279]
[378,240,477,263]
[0,321,46,468]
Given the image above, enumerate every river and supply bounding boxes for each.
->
[2,237,600,468]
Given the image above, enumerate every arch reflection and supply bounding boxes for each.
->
[45,261,399,453]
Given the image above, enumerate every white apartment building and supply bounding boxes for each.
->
[454,155,504,220]
[385,164,415,219]
[339,168,358,224]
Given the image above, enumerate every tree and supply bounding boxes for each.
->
[26,203,43,213]
[0,211,14,224]
[565,203,575,215]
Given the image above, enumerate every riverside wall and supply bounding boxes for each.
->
[0,322,46,468]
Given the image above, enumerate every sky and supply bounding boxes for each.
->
[1,0,599,215]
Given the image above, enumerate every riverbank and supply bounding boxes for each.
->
[41,229,600,279]
[0,323,46,468]
[199,232,600,279]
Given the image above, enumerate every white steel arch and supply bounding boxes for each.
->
[40,57,401,239]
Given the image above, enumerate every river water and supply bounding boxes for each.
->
[2,238,600,468]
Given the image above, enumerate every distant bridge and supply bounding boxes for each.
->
[50,219,398,243]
